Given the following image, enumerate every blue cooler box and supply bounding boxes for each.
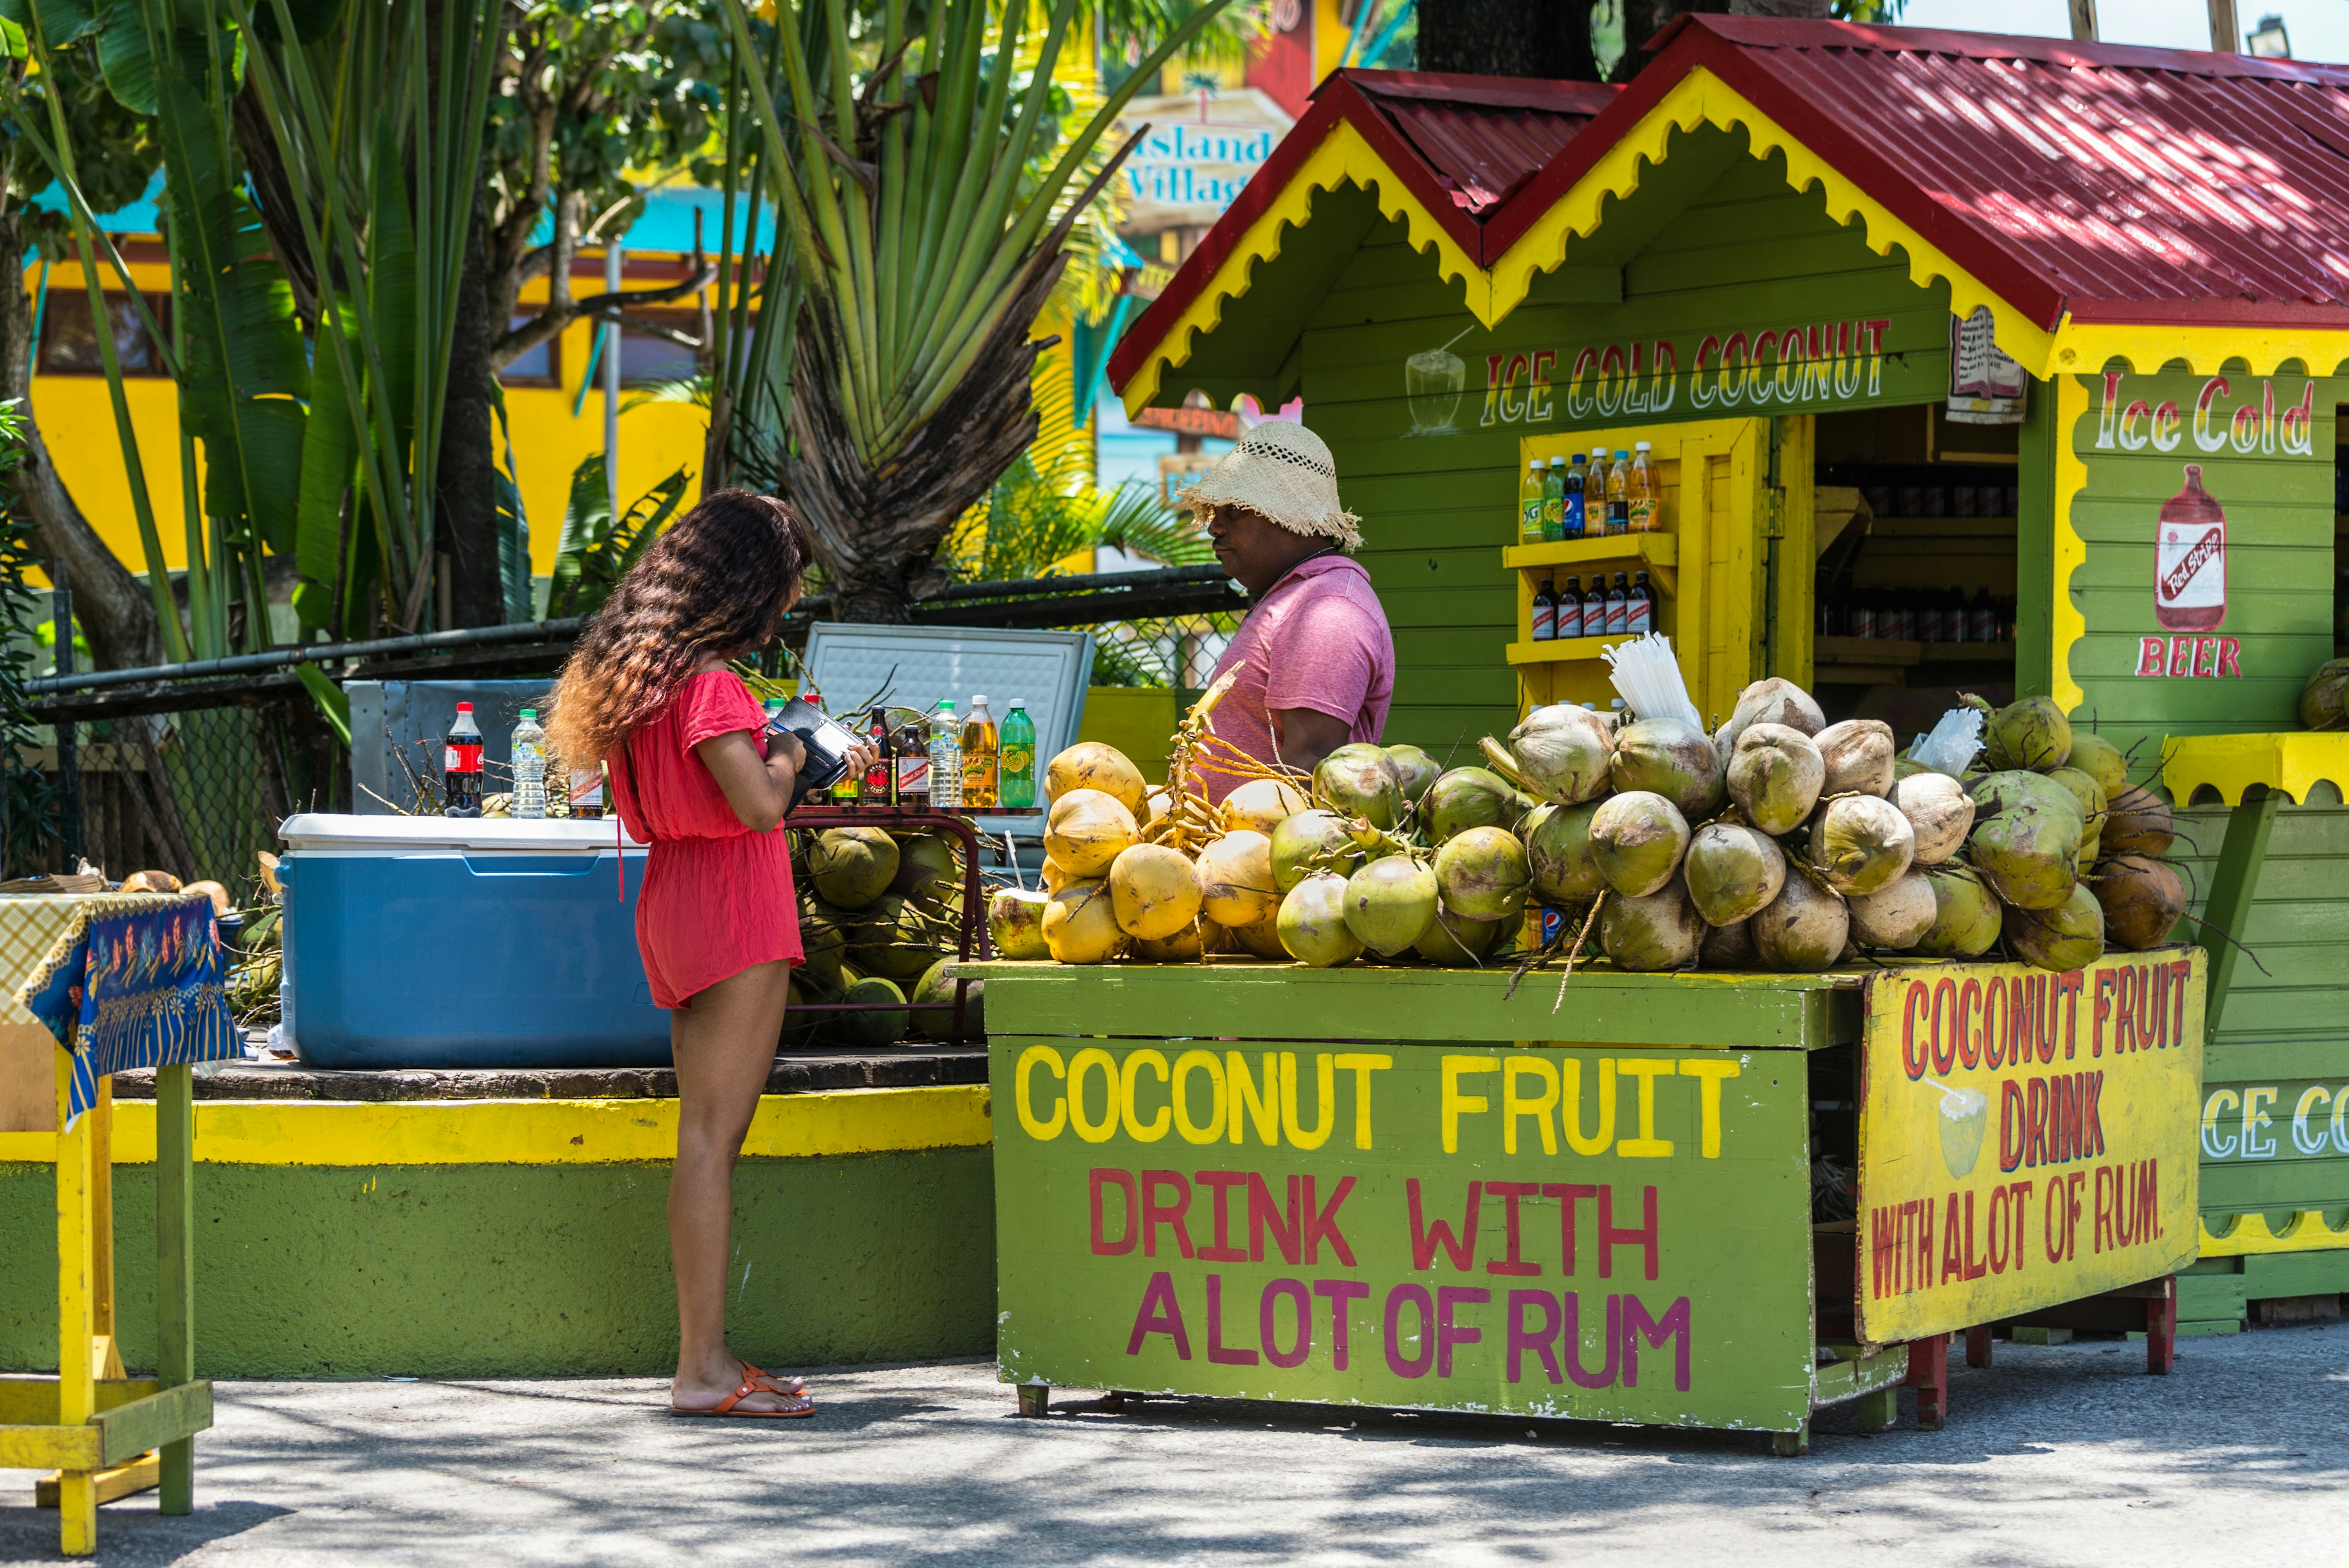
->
[278,813,670,1069]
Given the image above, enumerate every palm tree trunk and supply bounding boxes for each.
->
[438,204,506,628]
[0,213,164,670]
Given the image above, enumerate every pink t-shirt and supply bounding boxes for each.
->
[1200,554,1394,801]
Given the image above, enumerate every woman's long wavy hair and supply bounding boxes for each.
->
[546,489,814,769]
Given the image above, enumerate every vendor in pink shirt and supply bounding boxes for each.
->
[1180,420,1395,801]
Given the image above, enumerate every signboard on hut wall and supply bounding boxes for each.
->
[1854,951,2203,1345]
[2065,369,2337,738]
[991,1037,1818,1431]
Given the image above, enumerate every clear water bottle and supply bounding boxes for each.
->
[930,700,963,808]
[511,708,546,819]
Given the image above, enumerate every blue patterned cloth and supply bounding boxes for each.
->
[15,892,242,1128]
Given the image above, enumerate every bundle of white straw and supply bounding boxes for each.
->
[1601,632,1702,730]
[1909,706,1985,777]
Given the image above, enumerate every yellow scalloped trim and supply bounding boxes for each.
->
[2200,1209,2349,1257]
[1118,119,1490,417]
[2049,325,2349,379]
[1486,68,2057,379]
[2162,731,2349,806]
[2052,373,2091,716]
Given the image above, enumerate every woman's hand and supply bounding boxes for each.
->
[842,741,878,780]
[769,728,807,772]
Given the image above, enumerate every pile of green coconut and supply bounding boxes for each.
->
[997,680,2186,976]
[790,826,982,1046]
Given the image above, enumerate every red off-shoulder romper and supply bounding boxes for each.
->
[609,671,804,1009]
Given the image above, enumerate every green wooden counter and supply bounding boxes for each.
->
[965,952,2205,1452]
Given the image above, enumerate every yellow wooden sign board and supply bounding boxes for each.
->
[1854,947,2204,1344]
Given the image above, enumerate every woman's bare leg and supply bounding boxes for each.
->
[667,960,801,1412]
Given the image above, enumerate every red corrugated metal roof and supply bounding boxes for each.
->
[1348,73,1617,214]
[1498,17,2349,331]
[1112,19,2349,402]
[1106,70,1619,393]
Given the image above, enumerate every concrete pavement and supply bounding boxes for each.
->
[2,1322,2343,1566]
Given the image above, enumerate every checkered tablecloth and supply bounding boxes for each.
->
[13,892,240,1128]
[0,896,103,1027]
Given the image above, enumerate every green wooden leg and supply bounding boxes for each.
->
[1769,1422,1809,1457]
[2200,789,2279,1038]
[1015,1383,1050,1418]
[1854,1385,1898,1432]
[155,1065,194,1515]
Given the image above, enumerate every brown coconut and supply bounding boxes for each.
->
[2102,785,2176,858]
[1751,870,1850,973]
[1847,868,1936,950]
[1890,771,1975,866]
[1699,916,1758,969]
[1727,723,1827,836]
[1814,719,1897,798]
[2093,854,2189,950]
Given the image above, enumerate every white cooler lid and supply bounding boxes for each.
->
[278,812,645,852]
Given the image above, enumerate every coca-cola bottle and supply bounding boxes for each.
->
[2156,464,2226,631]
[443,702,484,817]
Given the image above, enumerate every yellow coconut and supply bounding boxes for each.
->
[1226,906,1288,960]
[1221,777,1307,835]
[1041,857,1077,897]
[1109,843,1204,940]
[1132,924,1206,963]
[1044,788,1139,877]
[1195,830,1277,927]
[1046,742,1148,817]
[1042,879,1127,964]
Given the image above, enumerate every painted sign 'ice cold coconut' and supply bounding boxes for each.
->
[2068,371,2336,739]
[991,1037,1817,1430]
[1854,952,2205,1345]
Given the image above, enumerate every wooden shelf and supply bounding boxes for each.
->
[1503,533,1678,596]
[1814,637,2016,667]
[1507,633,1636,665]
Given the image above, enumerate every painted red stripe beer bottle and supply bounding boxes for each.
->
[2156,463,2225,632]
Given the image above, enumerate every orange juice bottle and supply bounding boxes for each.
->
[960,695,1000,808]
[1627,441,1657,532]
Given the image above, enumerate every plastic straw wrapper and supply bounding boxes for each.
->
[1908,706,1985,777]
[1601,632,1703,730]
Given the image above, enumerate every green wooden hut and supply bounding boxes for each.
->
[1109,15,2349,1331]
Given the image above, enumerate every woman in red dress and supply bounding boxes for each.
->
[547,490,872,1419]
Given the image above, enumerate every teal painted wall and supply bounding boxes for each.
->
[0,1148,996,1378]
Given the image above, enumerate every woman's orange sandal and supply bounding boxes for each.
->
[670,1362,815,1418]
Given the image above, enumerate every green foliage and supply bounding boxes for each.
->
[545,452,689,621]
[0,399,54,873]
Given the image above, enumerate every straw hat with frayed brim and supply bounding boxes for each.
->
[1176,420,1362,552]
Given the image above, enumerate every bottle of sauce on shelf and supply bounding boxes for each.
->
[1542,457,1566,543]
[1605,449,1631,535]
[1630,570,1655,635]
[896,709,930,807]
[961,695,1000,808]
[1606,572,1630,636]
[1558,576,1583,639]
[1584,575,1609,639]
[1627,442,1657,533]
[1519,460,1546,545]
[999,700,1037,809]
[1531,577,1557,642]
[859,708,895,804]
[442,703,483,818]
[2156,462,2227,631]
[1564,454,1588,539]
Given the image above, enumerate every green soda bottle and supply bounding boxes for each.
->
[1518,460,1545,544]
[1542,456,1565,542]
[999,699,1037,808]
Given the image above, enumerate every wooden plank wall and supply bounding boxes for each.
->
[1297,151,1944,755]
